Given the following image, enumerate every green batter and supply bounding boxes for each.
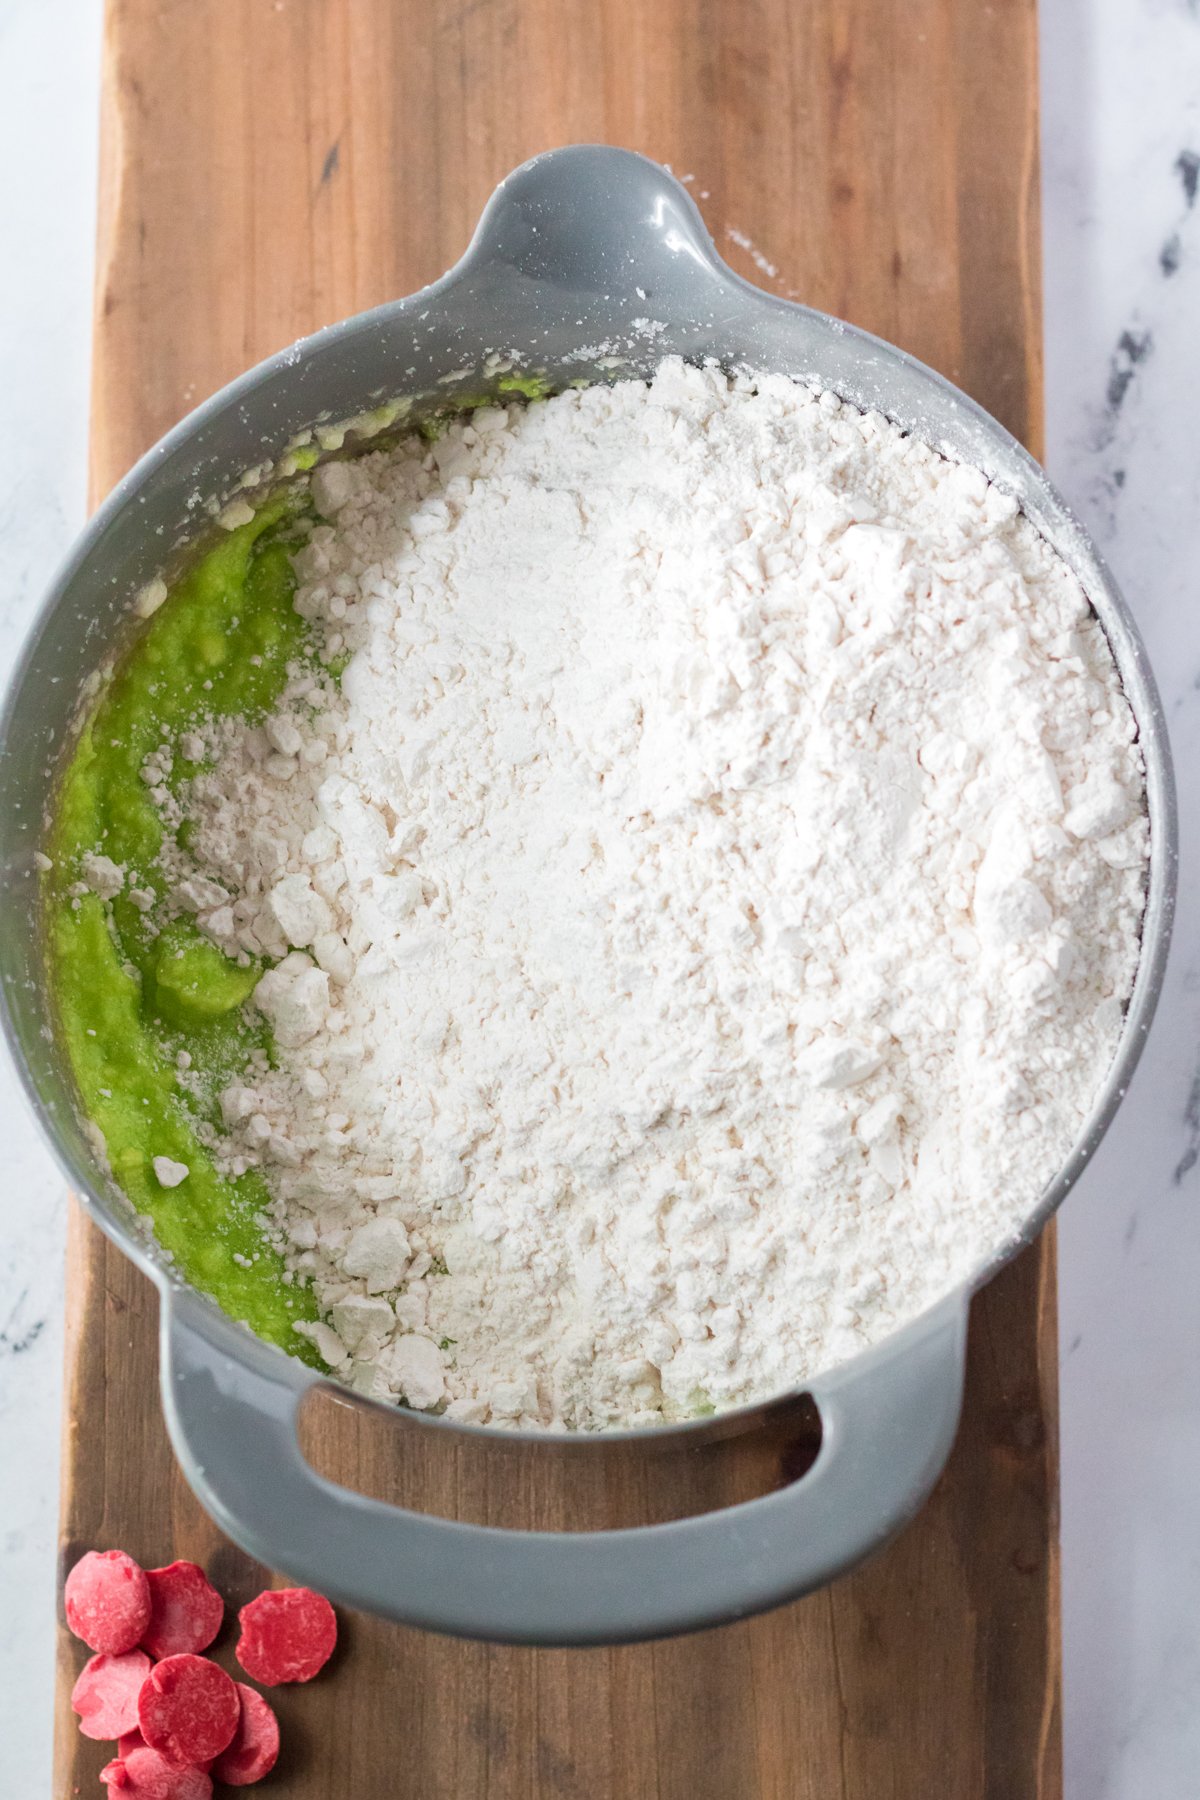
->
[47,493,323,1358]
[48,380,559,1364]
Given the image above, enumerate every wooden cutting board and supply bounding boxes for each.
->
[58,2,1059,1794]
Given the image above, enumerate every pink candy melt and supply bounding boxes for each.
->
[71,1650,152,1740]
[212,1683,280,1786]
[65,1551,151,1655]
[116,1732,212,1775]
[235,1587,337,1685]
[101,1744,213,1799]
[141,1562,224,1658]
[65,1548,336,1785]
[136,1654,239,1765]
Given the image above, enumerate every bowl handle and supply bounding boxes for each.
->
[161,1287,967,1645]
[448,143,730,299]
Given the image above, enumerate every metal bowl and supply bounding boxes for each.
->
[0,147,1176,1645]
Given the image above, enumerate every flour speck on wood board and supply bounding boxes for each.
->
[93,359,1148,1429]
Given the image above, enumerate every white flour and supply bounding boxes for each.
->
[158,360,1147,1429]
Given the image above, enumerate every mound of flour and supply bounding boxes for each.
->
[165,359,1147,1428]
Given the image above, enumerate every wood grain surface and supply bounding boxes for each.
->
[58,2,1058,1794]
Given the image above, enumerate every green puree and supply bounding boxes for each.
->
[48,495,321,1359]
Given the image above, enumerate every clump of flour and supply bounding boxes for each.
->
[158,360,1148,1429]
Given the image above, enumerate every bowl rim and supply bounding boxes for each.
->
[0,145,1178,1446]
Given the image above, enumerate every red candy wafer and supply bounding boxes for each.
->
[236,1587,337,1685]
[71,1649,152,1740]
[117,1732,212,1774]
[211,1683,280,1786]
[100,1744,212,1799]
[65,1550,151,1655]
[141,1562,224,1658]
[136,1654,239,1766]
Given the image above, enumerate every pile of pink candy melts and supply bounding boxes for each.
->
[65,1548,338,1794]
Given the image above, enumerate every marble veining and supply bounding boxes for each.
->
[1043,1,1200,1796]
[0,0,1198,1792]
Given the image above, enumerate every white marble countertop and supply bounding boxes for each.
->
[1044,5,1200,1794]
[1,1,1197,1790]
[0,0,100,1785]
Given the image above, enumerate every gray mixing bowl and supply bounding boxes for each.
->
[0,146,1176,1645]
